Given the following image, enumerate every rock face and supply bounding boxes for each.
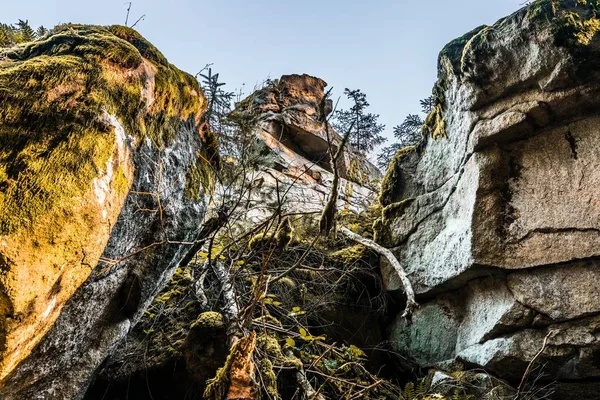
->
[228,74,381,222]
[381,0,600,395]
[83,74,383,397]
[0,25,214,398]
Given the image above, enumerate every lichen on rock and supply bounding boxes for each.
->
[379,0,600,394]
[0,23,215,397]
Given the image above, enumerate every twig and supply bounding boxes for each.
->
[284,348,326,400]
[130,14,145,28]
[338,227,418,322]
[124,2,132,26]
[514,330,554,400]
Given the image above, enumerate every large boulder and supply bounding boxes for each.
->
[380,0,600,395]
[0,25,215,398]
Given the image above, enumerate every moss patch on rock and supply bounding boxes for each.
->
[379,145,416,207]
[425,0,600,141]
[0,24,208,235]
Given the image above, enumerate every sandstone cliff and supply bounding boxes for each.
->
[0,25,215,398]
[380,1,600,397]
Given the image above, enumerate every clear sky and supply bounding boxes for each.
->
[4,0,525,148]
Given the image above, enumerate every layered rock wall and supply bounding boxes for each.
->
[381,1,600,394]
[229,74,381,223]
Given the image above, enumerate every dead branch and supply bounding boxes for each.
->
[515,330,554,400]
[319,112,354,236]
[130,14,145,28]
[338,227,418,322]
[124,2,132,25]
[284,348,326,400]
[212,259,241,342]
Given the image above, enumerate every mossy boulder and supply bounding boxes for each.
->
[0,25,215,398]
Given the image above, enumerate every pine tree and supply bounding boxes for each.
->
[376,97,432,170]
[333,88,386,153]
[0,23,15,47]
[15,19,35,43]
[198,67,237,155]
[419,95,434,114]
[0,20,47,48]
[36,25,48,38]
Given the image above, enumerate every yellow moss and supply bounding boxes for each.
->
[113,165,129,196]
[379,145,416,207]
[422,104,446,140]
[256,334,303,369]
[273,276,296,289]
[0,24,210,235]
[191,311,224,330]
[185,156,216,198]
[330,244,367,264]
[257,359,279,397]
[253,314,283,327]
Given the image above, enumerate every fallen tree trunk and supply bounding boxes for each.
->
[339,227,418,322]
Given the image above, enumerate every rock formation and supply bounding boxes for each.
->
[380,1,600,397]
[225,74,381,222]
[84,74,384,398]
[0,25,215,398]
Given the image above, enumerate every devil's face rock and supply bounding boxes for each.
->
[381,0,600,393]
[0,25,213,398]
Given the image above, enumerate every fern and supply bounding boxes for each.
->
[403,381,416,400]
[417,370,435,395]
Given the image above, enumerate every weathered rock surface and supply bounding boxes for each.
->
[84,74,383,396]
[0,25,214,398]
[226,74,381,223]
[381,1,600,396]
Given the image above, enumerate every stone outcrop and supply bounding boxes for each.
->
[380,1,600,395]
[83,74,383,397]
[228,74,381,222]
[0,25,214,398]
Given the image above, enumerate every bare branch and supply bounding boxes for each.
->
[130,14,145,28]
[124,2,132,26]
[515,330,555,400]
[338,226,418,322]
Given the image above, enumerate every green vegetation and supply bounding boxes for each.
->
[0,20,47,47]
[0,24,210,234]
[379,145,416,207]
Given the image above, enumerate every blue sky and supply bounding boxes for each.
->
[4,0,525,148]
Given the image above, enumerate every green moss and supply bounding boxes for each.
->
[526,0,559,22]
[191,311,224,330]
[379,145,416,207]
[0,24,210,234]
[258,358,279,397]
[460,26,493,78]
[256,334,302,369]
[438,25,488,77]
[382,198,415,224]
[330,244,367,264]
[422,104,446,141]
